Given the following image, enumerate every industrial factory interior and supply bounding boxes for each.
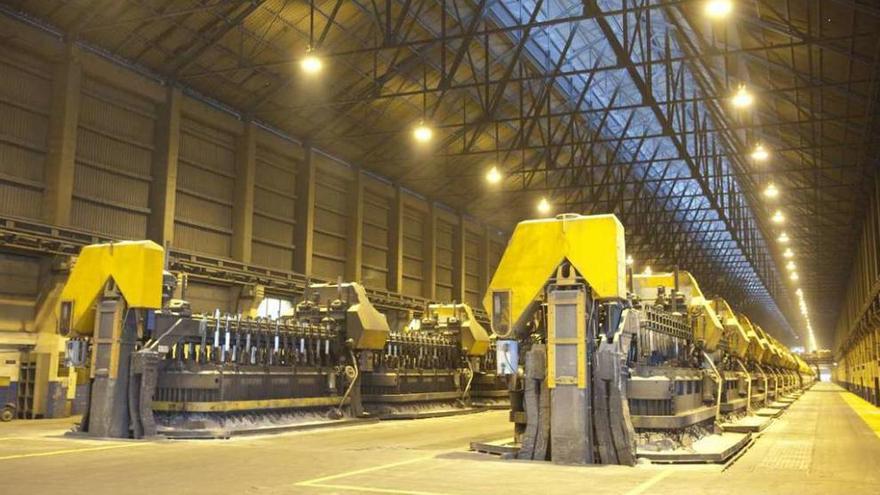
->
[0,0,878,493]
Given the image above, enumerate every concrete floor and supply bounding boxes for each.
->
[1,382,878,495]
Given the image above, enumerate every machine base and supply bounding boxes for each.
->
[721,415,773,433]
[636,432,752,464]
[156,417,377,439]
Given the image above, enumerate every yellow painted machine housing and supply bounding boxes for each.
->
[426,303,490,356]
[632,271,724,352]
[736,313,766,363]
[308,283,390,351]
[763,333,783,367]
[769,337,795,370]
[796,356,812,375]
[60,241,165,336]
[752,325,773,365]
[711,298,750,359]
[484,214,625,338]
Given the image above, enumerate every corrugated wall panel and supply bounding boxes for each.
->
[252,141,297,270]
[362,189,389,289]
[312,169,349,280]
[0,253,40,332]
[489,239,504,281]
[72,75,153,238]
[183,282,231,314]
[175,116,235,256]
[464,230,481,308]
[435,219,454,301]
[401,210,424,297]
[0,47,50,219]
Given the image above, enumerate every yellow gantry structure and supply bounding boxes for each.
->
[631,271,726,352]
[736,313,767,364]
[710,298,751,359]
[424,303,490,356]
[59,241,165,336]
[484,214,626,338]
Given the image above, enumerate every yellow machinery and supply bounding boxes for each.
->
[396,304,507,409]
[736,313,766,364]
[485,213,625,340]
[484,213,814,465]
[59,241,164,336]
[422,303,490,356]
[632,270,724,351]
[485,214,635,465]
[59,241,164,437]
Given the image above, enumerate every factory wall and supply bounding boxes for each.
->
[833,173,880,405]
[0,16,507,415]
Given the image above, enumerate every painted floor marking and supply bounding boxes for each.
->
[295,456,450,495]
[839,391,880,440]
[0,441,150,461]
[623,469,674,495]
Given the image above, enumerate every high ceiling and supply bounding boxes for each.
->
[5,0,880,347]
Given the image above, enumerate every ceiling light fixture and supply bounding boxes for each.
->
[790,272,799,281]
[626,255,634,266]
[771,210,785,224]
[786,261,796,271]
[643,266,653,276]
[764,183,779,198]
[485,166,502,184]
[537,197,552,215]
[704,0,734,19]
[412,121,433,143]
[731,85,754,108]
[778,232,790,243]
[300,48,322,74]
[783,248,794,258]
[751,144,769,161]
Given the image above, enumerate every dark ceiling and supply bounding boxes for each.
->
[4,0,880,348]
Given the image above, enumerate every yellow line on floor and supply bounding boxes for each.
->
[840,391,880,440]
[0,442,150,461]
[296,456,435,486]
[302,483,450,495]
[623,469,674,495]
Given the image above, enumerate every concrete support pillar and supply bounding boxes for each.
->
[232,121,256,263]
[387,185,404,293]
[345,168,363,282]
[422,203,437,300]
[147,86,182,246]
[43,44,82,226]
[293,146,316,277]
[452,214,466,303]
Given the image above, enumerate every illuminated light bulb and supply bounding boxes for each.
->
[537,197,551,214]
[412,122,433,143]
[704,0,734,19]
[300,53,322,74]
[485,166,502,184]
[786,261,796,271]
[626,255,634,266]
[643,266,653,276]
[764,183,779,198]
[778,232,790,243]
[790,272,799,281]
[783,248,794,258]
[751,144,769,161]
[731,85,754,108]
[771,210,785,224]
